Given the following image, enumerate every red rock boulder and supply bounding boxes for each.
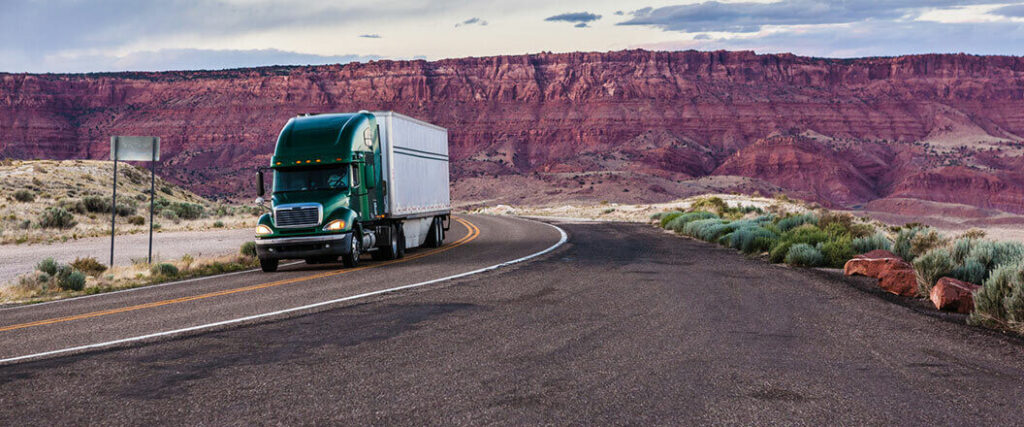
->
[844,250,918,297]
[930,277,981,313]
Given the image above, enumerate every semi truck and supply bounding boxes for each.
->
[253,111,451,272]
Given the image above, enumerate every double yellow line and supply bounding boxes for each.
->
[0,217,480,333]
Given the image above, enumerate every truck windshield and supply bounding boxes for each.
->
[273,165,349,192]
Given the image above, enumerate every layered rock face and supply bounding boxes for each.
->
[1,50,1023,212]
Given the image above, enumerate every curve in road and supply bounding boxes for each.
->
[0,215,566,364]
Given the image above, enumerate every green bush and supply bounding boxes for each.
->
[665,211,718,233]
[852,232,892,254]
[785,243,824,267]
[913,248,955,296]
[659,212,684,228]
[776,213,818,233]
[769,225,829,263]
[151,263,179,277]
[128,215,146,225]
[13,189,35,202]
[818,212,854,233]
[38,207,77,229]
[161,210,180,221]
[169,202,204,220]
[820,237,856,268]
[58,270,86,291]
[71,257,107,276]
[951,260,987,285]
[728,226,779,254]
[37,257,58,275]
[950,237,976,265]
[240,241,257,258]
[213,220,224,228]
[82,195,110,213]
[58,198,88,214]
[970,263,1023,328]
[893,226,947,262]
[690,196,729,214]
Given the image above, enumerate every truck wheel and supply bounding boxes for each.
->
[342,232,361,268]
[259,258,278,272]
[396,226,406,258]
[381,223,401,260]
[424,217,443,248]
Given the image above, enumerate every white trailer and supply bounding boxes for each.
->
[372,111,451,248]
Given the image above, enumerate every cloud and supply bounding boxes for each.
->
[991,4,1024,17]
[359,34,382,39]
[632,20,1024,58]
[618,1,1000,33]
[0,48,379,73]
[545,12,602,24]
[455,17,488,27]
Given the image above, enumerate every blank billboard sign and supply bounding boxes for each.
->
[111,136,160,161]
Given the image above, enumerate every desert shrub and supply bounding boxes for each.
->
[785,243,824,267]
[659,212,684,228]
[913,248,955,296]
[58,198,88,214]
[818,211,854,232]
[776,213,818,233]
[82,195,110,213]
[893,227,946,262]
[161,210,180,222]
[151,263,179,277]
[683,218,734,242]
[666,211,718,232]
[213,220,224,228]
[852,232,892,254]
[37,257,58,275]
[115,203,136,217]
[821,237,856,268]
[950,237,976,265]
[167,202,204,220]
[957,228,987,240]
[128,215,146,225]
[690,196,729,214]
[964,241,1024,275]
[823,222,851,239]
[58,270,86,291]
[847,222,877,239]
[181,254,195,271]
[13,189,35,202]
[38,207,77,229]
[240,241,257,258]
[970,263,1023,328]
[728,226,779,254]
[71,257,107,276]
[769,225,830,263]
[951,260,987,285]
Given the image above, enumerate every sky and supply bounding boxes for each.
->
[1,0,1022,73]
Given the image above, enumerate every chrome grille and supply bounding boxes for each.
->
[274,204,321,228]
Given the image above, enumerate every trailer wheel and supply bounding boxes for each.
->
[342,232,361,268]
[396,225,406,259]
[259,258,278,272]
[424,217,443,248]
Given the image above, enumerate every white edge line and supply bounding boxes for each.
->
[0,262,304,312]
[0,220,567,365]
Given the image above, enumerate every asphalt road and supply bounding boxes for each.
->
[2,216,1024,425]
[0,228,253,284]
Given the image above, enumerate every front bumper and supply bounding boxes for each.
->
[254,232,353,260]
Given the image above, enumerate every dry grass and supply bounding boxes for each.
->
[0,160,259,245]
[0,252,258,304]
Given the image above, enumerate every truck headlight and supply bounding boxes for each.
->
[255,225,272,236]
[324,219,346,231]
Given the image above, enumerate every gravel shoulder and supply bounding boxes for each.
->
[0,228,253,284]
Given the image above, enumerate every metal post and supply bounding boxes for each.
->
[110,155,118,268]
[148,142,156,264]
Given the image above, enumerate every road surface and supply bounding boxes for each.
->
[1,215,1023,425]
[0,228,253,284]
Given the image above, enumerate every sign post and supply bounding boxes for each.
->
[110,136,161,267]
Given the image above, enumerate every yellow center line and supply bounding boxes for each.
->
[0,217,481,333]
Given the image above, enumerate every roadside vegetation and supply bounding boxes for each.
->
[651,196,1024,335]
[0,243,261,304]
[0,160,261,245]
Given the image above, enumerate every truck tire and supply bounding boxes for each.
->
[380,223,402,260]
[396,225,406,259]
[259,258,278,272]
[424,217,443,248]
[342,231,361,268]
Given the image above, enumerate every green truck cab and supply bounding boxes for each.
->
[254,111,451,272]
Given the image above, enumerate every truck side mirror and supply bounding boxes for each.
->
[257,169,265,197]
